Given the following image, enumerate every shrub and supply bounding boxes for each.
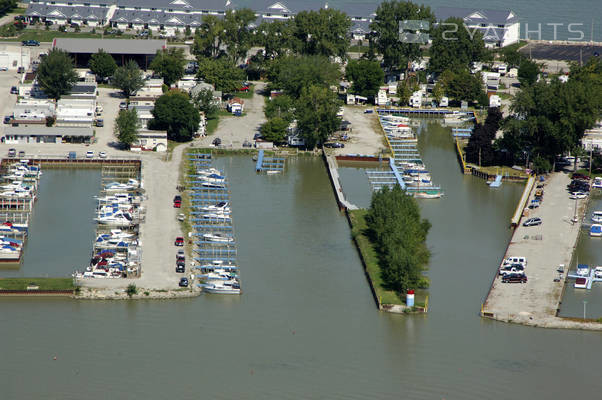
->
[126,284,137,297]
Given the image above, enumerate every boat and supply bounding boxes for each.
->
[202,213,231,221]
[198,269,238,281]
[413,191,442,199]
[104,179,139,191]
[94,211,135,226]
[380,115,410,123]
[202,173,226,183]
[96,193,135,204]
[0,244,21,261]
[201,182,226,189]
[592,211,602,223]
[199,201,230,213]
[594,266,602,279]
[203,281,241,294]
[593,177,602,189]
[576,264,590,276]
[202,233,234,243]
[197,168,222,177]
[266,170,281,175]
[197,260,238,272]
[574,277,587,289]
[590,224,602,237]
[569,191,588,199]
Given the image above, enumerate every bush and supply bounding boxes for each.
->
[58,25,66,32]
[45,116,55,127]
[126,284,137,297]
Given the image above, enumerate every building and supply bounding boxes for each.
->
[435,7,520,48]
[0,45,31,71]
[52,38,166,68]
[56,98,96,126]
[2,126,94,144]
[26,4,110,27]
[13,99,56,121]
[226,97,244,114]
[131,130,167,152]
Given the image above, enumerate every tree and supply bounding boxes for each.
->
[345,59,384,97]
[149,47,186,86]
[370,0,435,71]
[112,60,145,98]
[267,55,341,99]
[36,49,78,100]
[149,91,200,142]
[429,17,488,74]
[193,88,219,118]
[193,15,224,59]
[443,69,487,105]
[291,8,352,59]
[0,0,16,17]
[114,108,140,149]
[432,82,444,103]
[518,58,540,86]
[397,80,412,105]
[257,20,293,59]
[295,85,342,148]
[88,49,117,82]
[222,8,257,63]
[264,94,295,122]
[465,107,503,166]
[196,58,245,93]
[261,117,289,143]
[126,284,137,298]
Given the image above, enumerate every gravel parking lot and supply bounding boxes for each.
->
[334,106,387,156]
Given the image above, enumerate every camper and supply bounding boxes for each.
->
[439,97,449,107]
[489,94,501,108]
[497,63,508,75]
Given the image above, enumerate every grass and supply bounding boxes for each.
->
[206,117,219,134]
[497,92,514,100]
[235,85,255,99]
[0,29,128,42]
[348,209,404,306]
[475,165,529,178]
[0,278,74,291]
[349,45,369,53]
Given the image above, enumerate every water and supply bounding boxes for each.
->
[1,136,602,399]
[0,169,101,278]
[240,0,601,41]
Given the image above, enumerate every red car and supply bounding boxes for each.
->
[173,195,182,208]
[174,237,184,246]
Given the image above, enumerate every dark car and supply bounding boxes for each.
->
[70,22,79,29]
[95,119,104,127]
[253,133,262,140]
[324,142,345,148]
[572,173,590,180]
[523,217,542,227]
[10,86,18,94]
[176,264,185,273]
[176,259,185,268]
[4,116,12,124]
[179,277,189,287]
[242,140,253,148]
[8,148,16,157]
[502,273,528,283]
[212,137,222,146]
[174,237,184,246]
[18,151,25,158]
[21,40,40,46]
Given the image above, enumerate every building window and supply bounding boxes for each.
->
[135,7,141,10]
[480,23,486,27]
[498,24,505,28]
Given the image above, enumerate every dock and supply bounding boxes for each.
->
[482,173,602,330]
[255,150,285,173]
[323,151,358,211]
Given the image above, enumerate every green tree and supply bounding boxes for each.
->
[397,80,412,105]
[193,88,219,118]
[36,49,78,100]
[518,58,540,86]
[149,91,200,142]
[149,47,186,86]
[345,59,384,97]
[429,17,488,74]
[443,69,487,105]
[88,49,117,82]
[291,8,352,59]
[112,60,145,98]
[261,117,289,143]
[192,15,224,59]
[267,55,341,99]
[432,82,444,103]
[0,0,17,16]
[295,85,342,148]
[264,94,295,122]
[257,20,293,59]
[370,0,435,71]
[196,58,245,93]
[126,284,137,298]
[222,8,257,63]
[114,108,140,149]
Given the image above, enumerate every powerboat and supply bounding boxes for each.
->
[201,182,226,189]
[574,277,587,289]
[413,191,442,199]
[576,264,590,276]
[590,224,602,237]
[592,211,602,223]
[203,281,241,294]
[199,201,230,213]
[196,260,238,272]
[202,173,226,183]
[197,168,222,177]
[202,213,231,221]
[0,244,21,261]
[198,269,238,281]
[95,211,135,226]
[594,266,602,279]
[202,233,234,243]
[104,179,139,191]
[96,193,134,204]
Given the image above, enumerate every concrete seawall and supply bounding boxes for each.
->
[482,172,602,330]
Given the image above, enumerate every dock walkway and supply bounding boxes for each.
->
[482,173,602,330]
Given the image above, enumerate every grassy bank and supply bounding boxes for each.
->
[348,209,427,308]
[1,30,126,42]
[0,278,74,291]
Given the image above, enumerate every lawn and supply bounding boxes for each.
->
[1,29,128,42]
[475,165,529,178]
[206,116,219,134]
[0,278,74,291]
[235,85,255,99]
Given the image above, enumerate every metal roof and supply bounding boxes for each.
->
[435,7,519,25]
[53,38,166,55]
[3,126,94,137]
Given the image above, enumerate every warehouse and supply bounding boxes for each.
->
[52,38,166,69]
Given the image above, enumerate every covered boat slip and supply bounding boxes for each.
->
[188,152,240,289]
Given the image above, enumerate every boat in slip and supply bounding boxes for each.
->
[592,211,602,223]
[202,173,226,183]
[381,115,410,123]
[202,212,231,221]
[104,179,139,192]
[201,182,226,189]
[0,244,21,261]
[199,201,230,213]
[198,260,238,272]
[590,224,602,237]
[574,277,588,289]
[199,269,238,281]
[94,211,135,226]
[594,266,602,279]
[576,264,590,277]
[203,281,241,294]
[413,191,442,199]
[197,168,222,177]
[203,233,234,243]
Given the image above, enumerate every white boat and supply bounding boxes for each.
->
[569,191,588,199]
[593,177,602,189]
[104,179,139,191]
[266,170,281,175]
[197,168,222,177]
[201,182,226,189]
[203,281,241,294]
[199,201,230,213]
[590,224,602,237]
[199,269,238,281]
[574,277,588,289]
[576,264,590,276]
[594,266,602,279]
[202,213,231,221]
[413,191,442,199]
[202,233,234,243]
[0,244,21,261]
[202,173,226,183]
[197,260,238,271]
[94,211,135,226]
[96,193,134,204]
[591,211,602,223]
[381,115,410,123]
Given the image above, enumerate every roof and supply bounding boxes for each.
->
[3,126,93,137]
[26,4,108,20]
[53,38,166,55]
[435,7,519,25]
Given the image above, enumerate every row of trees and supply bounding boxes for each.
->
[465,107,503,166]
[366,185,431,293]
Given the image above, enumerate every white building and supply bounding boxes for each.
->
[435,7,520,48]
[56,98,96,127]
[0,45,31,71]
[489,94,501,108]
[131,130,167,152]
[13,99,55,121]
[2,126,93,144]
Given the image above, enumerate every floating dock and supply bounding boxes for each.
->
[255,150,285,173]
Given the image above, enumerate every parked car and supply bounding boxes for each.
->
[523,217,542,227]
[99,151,107,159]
[21,40,40,46]
[177,249,185,258]
[502,273,528,283]
[4,116,12,124]
[242,140,252,148]
[176,264,185,273]
[364,109,374,114]
[17,67,24,74]
[174,237,184,246]
[324,142,345,148]
[173,195,182,208]
[499,264,525,276]
[179,277,189,287]
[85,151,94,159]
[119,102,128,110]
[0,66,7,71]
[569,191,588,199]
[18,151,25,158]
[212,137,222,146]
[8,148,16,157]
[95,119,104,127]
[572,173,590,180]
[10,86,18,94]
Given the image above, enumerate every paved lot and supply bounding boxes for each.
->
[334,106,387,156]
[520,42,602,63]
[483,172,598,328]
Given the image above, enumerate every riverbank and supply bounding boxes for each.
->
[482,172,602,330]
[347,209,427,314]
[75,286,200,300]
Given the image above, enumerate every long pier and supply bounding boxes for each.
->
[482,173,602,330]
[323,151,358,211]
